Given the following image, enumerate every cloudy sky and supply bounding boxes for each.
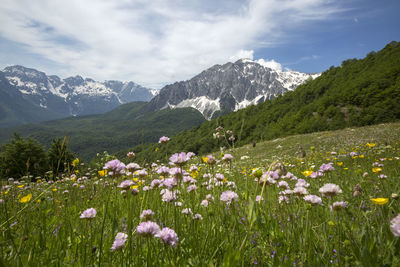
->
[0,0,399,88]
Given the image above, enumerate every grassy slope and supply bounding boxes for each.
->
[123,41,400,163]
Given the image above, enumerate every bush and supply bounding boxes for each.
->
[0,133,48,179]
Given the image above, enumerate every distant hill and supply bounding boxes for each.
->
[0,102,205,160]
[120,41,400,162]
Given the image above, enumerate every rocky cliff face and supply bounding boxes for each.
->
[145,59,319,119]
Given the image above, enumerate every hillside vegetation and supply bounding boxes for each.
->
[0,102,205,160]
[124,41,400,163]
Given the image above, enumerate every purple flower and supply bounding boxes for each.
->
[127,152,135,158]
[186,185,197,193]
[310,171,323,178]
[159,136,170,144]
[111,232,128,251]
[155,227,178,247]
[390,213,400,237]
[126,163,141,171]
[163,178,178,189]
[278,181,289,189]
[150,179,162,188]
[319,163,335,173]
[303,195,322,205]
[104,159,126,175]
[215,173,225,181]
[140,209,155,221]
[161,189,178,202]
[156,166,170,176]
[205,155,216,165]
[136,169,148,177]
[201,200,209,207]
[293,186,308,196]
[136,221,160,237]
[222,154,234,162]
[80,208,97,219]
[220,190,238,205]
[118,180,135,189]
[350,152,357,157]
[169,167,184,180]
[331,201,348,211]
[319,183,342,197]
[169,152,191,166]
[256,195,264,202]
[182,208,193,215]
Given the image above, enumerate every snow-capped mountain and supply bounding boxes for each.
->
[0,65,156,126]
[145,59,319,119]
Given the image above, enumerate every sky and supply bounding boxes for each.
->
[0,0,399,89]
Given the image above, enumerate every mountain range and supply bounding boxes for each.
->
[145,59,319,119]
[0,59,318,127]
[0,65,156,127]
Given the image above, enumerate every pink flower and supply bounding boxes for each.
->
[118,180,135,189]
[319,183,342,197]
[169,152,191,166]
[140,209,155,221]
[303,195,322,205]
[127,152,135,158]
[220,190,238,205]
[111,232,128,251]
[80,208,97,219]
[391,213,400,237]
[155,227,178,247]
[159,136,170,144]
[136,221,160,237]
[222,154,233,162]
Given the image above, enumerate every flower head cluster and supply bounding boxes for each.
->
[126,163,141,172]
[319,163,335,173]
[220,190,238,205]
[155,227,179,247]
[111,232,128,251]
[222,154,233,162]
[169,152,191,166]
[127,152,135,158]
[104,159,126,175]
[331,201,348,211]
[140,209,155,221]
[304,195,322,205]
[136,221,160,237]
[390,213,400,237]
[319,183,342,197]
[80,208,97,219]
[118,180,135,189]
[159,136,170,144]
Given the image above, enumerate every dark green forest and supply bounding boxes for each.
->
[0,102,205,160]
[119,41,400,163]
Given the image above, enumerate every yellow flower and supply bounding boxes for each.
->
[337,162,343,166]
[301,170,313,177]
[52,188,57,192]
[3,191,8,195]
[20,193,32,203]
[17,184,24,188]
[344,168,348,170]
[328,221,335,226]
[370,198,388,205]
[202,156,208,163]
[98,170,107,177]
[72,158,80,167]
[372,167,382,173]
[155,147,159,152]
[366,143,376,148]
[190,171,199,178]
[75,170,79,174]
[37,199,41,203]
[37,179,42,183]
[359,155,365,158]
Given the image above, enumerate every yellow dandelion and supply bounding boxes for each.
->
[20,193,32,203]
[370,198,388,205]
[17,185,24,188]
[98,170,107,177]
[372,167,382,173]
[337,162,343,166]
[52,188,57,192]
[202,156,208,163]
[359,155,365,158]
[301,170,313,177]
[72,158,80,167]
[366,143,376,148]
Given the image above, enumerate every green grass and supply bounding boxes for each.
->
[1,123,400,266]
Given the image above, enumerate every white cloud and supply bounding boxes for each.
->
[229,50,254,62]
[255,59,282,71]
[0,0,345,88]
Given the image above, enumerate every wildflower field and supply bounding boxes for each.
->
[1,123,400,266]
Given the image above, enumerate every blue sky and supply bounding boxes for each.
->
[0,0,399,88]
